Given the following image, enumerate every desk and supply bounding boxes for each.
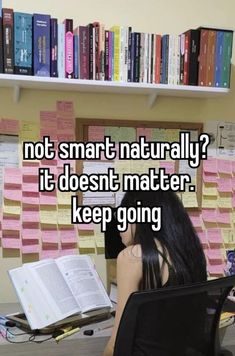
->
[0,303,113,356]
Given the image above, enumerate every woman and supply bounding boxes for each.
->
[103,190,207,356]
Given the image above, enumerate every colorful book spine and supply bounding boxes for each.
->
[93,22,100,80]
[179,33,185,84]
[73,27,79,79]
[183,31,190,85]
[143,33,148,83]
[198,29,209,86]
[79,26,89,80]
[87,23,94,80]
[214,31,224,87]
[155,34,161,84]
[139,33,145,83]
[104,30,109,81]
[50,18,58,77]
[188,29,200,86]
[127,27,132,82]
[221,31,233,88]
[110,26,120,81]
[33,14,50,77]
[206,30,216,86]
[99,23,105,81]
[0,17,3,73]
[3,8,14,74]
[64,19,74,79]
[134,32,140,82]
[161,35,169,84]
[57,23,65,78]
[147,33,151,83]
[14,12,32,75]
[108,31,113,81]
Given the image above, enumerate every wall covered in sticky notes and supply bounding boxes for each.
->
[78,119,235,279]
[0,101,105,263]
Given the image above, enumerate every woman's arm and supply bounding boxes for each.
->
[103,246,142,356]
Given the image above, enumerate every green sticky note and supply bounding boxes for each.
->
[151,128,167,142]
[105,127,120,142]
[119,127,136,142]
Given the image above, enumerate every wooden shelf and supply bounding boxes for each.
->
[0,74,230,108]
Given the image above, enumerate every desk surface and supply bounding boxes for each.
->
[0,303,113,356]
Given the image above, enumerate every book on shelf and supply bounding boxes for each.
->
[33,14,51,77]
[0,16,3,73]
[8,255,112,330]
[2,8,14,74]
[64,18,74,79]
[50,18,58,77]
[14,12,33,75]
[57,22,65,78]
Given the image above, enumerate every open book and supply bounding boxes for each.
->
[8,255,112,330]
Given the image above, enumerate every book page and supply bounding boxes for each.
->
[24,259,80,323]
[8,266,60,330]
[56,255,112,313]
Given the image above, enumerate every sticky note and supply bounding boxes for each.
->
[203,158,217,174]
[88,126,105,142]
[201,209,217,223]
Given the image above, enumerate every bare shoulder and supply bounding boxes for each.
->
[117,245,142,274]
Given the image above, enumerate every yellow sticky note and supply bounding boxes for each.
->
[3,199,21,215]
[20,121,39,142]
[58,205,72,225]
[202,196,217,209]
[202,184,218,196]
[115,160,131,174]
[57,191,72,205]
[40,207,58,225]
[79,236,96,254]
[218,196,232,209]
[166,129,180,143]
[182,192,198,208]
[222,229,234,245]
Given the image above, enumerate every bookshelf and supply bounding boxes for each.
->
[0,74,229,108]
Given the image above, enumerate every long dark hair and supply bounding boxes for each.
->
[120,190,207,290]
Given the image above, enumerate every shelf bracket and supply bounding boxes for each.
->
[147,93,158,109]
[13,85,20,103]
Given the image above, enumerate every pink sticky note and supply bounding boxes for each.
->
[57,117,75,131]
[188,212,202,227]
[159,161,175,174]
[57,134,75,142]
[207,263,225,275]
[136,128,152,141]
[22,166,39,176]
[4,188,22,201]
[0,119,19,135]
[88,126,105,142]
[77,223,94,231]
[2,238,21,249]
[22,241,40,254]
[59,248,78,256]
[196,229,208,246]
[22,182,39,192]
[203,172,218,183]
[4,168,22,185]
[41,159,57,166]
[22,207,40,223]
[22,192,40,205]
[41,228,58,243]
[60,227,77,243]
[203,158,217,174]
[201,209,217,223]
[40,111,57,128]
[207,249,223,262]
[217,159,232,175]
[207,228,223,246]
[40,128,58,141]
[40,248,59,260]
[2,216,21,231]
[216,209,231,224]
[40,191,57,205]
[217,178,232,193]
[22,223,40,240]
